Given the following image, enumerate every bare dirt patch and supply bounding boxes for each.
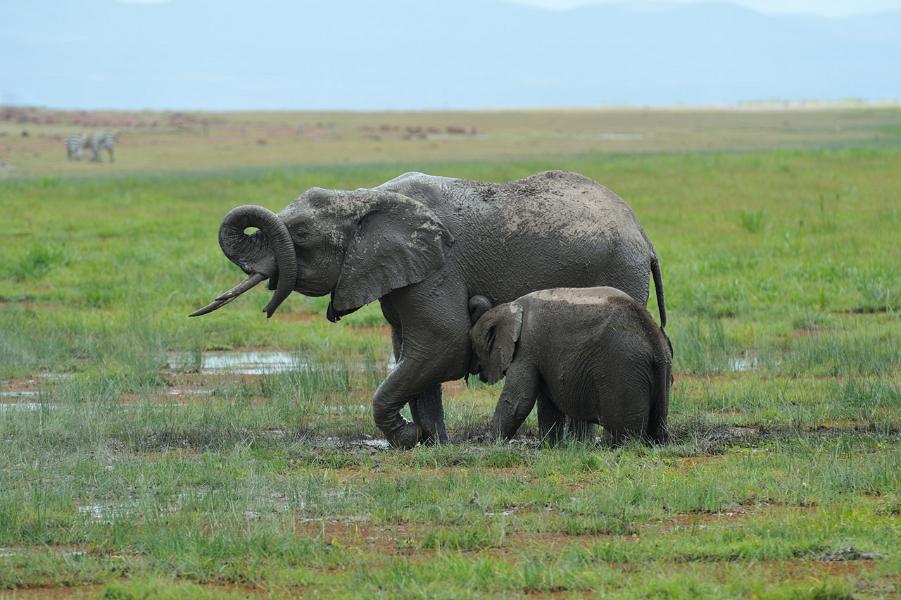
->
[757,557,877,579]
[0,585,103,598]
[295,517,419,555]
[273,311,318,323]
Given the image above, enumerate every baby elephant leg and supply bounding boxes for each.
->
[490,362,540,441]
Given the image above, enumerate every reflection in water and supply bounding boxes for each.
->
[166,351,306,375]
[0,402,50,412]
[728,356,757,372]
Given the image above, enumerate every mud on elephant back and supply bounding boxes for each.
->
[191,170,668,449]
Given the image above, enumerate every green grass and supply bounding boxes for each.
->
[1,135,899,597]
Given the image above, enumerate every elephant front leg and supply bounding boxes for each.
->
[372,353,462,449]
[408,385,447,444]
[388,325,448,444]
[490,362,540,441]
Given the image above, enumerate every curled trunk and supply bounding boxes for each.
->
[191,205,297,318]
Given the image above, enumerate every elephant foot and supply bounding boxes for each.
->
[386,422,424,450]
[419,429,438,446]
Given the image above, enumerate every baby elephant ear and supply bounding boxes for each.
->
[330,191,454,316]
[485,303,524,384]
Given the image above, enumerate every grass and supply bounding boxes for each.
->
[0,110,899,597]
[4,104,901,179]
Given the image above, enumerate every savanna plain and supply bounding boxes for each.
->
[0,106,899,598]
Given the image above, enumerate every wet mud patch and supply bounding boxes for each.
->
[657,506,754,531]
[0,378,47,410]
[842,305,897,315]
[295,518,420,555]
[0,585,103,598]
[0,378,40,394]
[0,295,37,304]
[753,557,879,581]
[817,546,883,561]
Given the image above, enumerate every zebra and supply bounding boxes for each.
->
[86,131,118,163]
[65,133,86,161]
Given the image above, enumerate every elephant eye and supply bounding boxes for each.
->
[292,231,315,248]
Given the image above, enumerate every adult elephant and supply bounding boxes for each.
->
[191,171,667,448]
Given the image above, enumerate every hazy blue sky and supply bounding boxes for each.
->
[5,0,900,110]
[508,0,901,17]
[115,0,901,17]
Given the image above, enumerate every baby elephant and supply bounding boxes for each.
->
[469,287,672,445]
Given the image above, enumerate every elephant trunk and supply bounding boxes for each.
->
[190,205,297,318]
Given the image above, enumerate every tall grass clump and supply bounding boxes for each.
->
[670,317,733,374]
[8,243,67,281]
[780,329,900,377]
[738,209,767,233]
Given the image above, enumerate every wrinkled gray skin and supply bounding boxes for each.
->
[191,171,667,449]
[470,287,672,445]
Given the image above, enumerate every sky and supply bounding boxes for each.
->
[3,0,900,110]
[509,0,901,17]
[117,0,901,16]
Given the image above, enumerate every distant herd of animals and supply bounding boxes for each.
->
[65,132,118,162]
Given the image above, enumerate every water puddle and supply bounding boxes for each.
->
[324,436,391,451]
[0,390,39,399]
[362,439,390,449]
[78,502,137,523]
[322,404,369,414]
[0,402,52,412]
[165,387,214,397]
[166,350,394,376]
[166,351,308,375]
[728,356,757,372]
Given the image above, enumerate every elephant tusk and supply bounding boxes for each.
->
[189,273,267,317]
[189,295,236,317]
[214,272,267,301]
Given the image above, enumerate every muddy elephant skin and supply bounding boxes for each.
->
[470,287,672,445]
[192,171,667,448]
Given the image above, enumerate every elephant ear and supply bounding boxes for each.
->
[329,191,454,318]
[483,303,524,384]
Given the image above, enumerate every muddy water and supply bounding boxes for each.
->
[0,390,39,399]
[166,351,307,375]
[166,350,394,376]
[165,387,214,397]
[0,402,52,412]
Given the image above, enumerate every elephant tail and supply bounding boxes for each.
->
[651,256,667,330]
[647,340,672,444]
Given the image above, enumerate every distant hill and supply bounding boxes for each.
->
[2,0,899,109]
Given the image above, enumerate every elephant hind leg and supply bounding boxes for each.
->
[597,374,653,447]
[536,388,565,447]
[600,416,649,446]
[566,418,597,443]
